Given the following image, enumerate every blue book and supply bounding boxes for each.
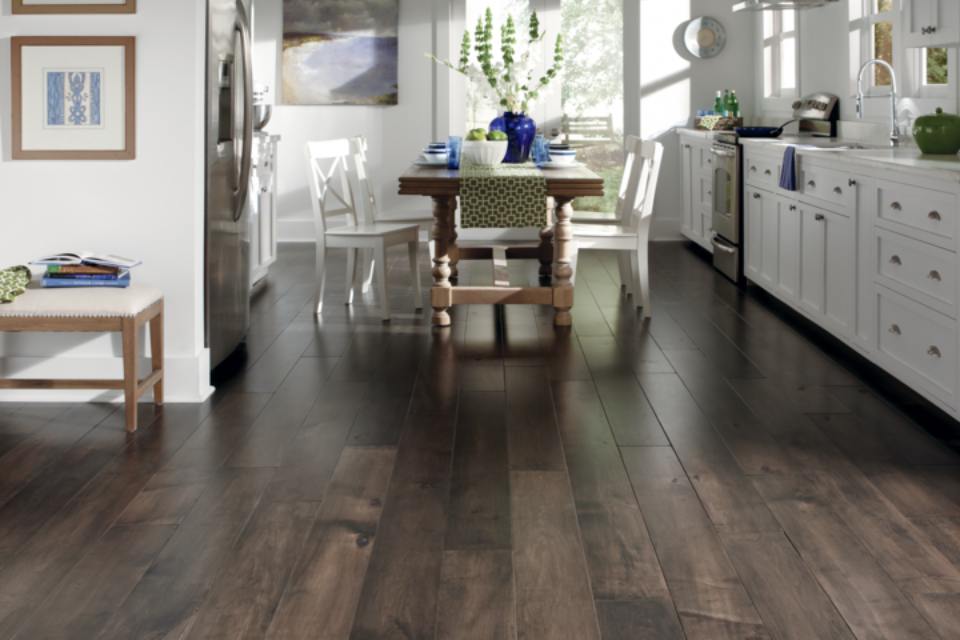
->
[42,275,131,288]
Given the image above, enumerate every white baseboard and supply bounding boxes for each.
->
[281,217,686,243]
[0,350,215,404]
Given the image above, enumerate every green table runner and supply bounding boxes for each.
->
[0,266,31,304]
[460,165,548,229]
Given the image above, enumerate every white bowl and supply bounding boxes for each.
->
[420,152,448,165]
[549,150,578,166]
[462,140,508,167]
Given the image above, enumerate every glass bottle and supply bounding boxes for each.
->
[713,91,725,115]
[728,91,740,119]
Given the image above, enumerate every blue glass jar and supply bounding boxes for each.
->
[489,112,537,163]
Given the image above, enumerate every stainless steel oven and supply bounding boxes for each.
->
[711,133,742,283]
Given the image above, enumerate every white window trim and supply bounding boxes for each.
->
[757,10,800,114]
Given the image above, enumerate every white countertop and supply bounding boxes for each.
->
[739,136,960,183]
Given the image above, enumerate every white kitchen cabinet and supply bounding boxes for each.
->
[678,133,714,253]
[744,186,794,293]
[904,0,960,48]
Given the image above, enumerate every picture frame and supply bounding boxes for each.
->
[11,36,136,160]
[12,0,136,14]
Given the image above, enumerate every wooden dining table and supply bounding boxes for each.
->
[398,163,605,328]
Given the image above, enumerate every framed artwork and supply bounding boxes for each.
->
[282,0,399,105]
[11,37,136,160]
[12,0,136,14]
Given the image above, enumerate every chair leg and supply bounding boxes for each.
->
[315,242,327,315]
[121,317,138,433]
[374,243,391,321]
[362,249,375,294]
[345,248,358,305]
[618,252,633,295]
[149,308,164,407]
[634,247,651,318]
[408,241,423,310]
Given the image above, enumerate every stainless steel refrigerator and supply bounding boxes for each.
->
[206,0,254,369]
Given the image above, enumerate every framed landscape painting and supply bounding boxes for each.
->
[282,0,399,106]
[12,0,136,14]
[11,37,136,160]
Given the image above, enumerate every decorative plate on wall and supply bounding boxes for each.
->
[684,17,727,59]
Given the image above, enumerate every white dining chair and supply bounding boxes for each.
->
[347,137,434,294]
[571,137,664,318]
[306,139,422,321]
[569,141,642,226]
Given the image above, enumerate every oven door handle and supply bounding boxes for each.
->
[712,237,737,254]
[711,148,737,158]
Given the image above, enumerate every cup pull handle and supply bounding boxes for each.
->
[753,193,761,200]
[928,346,942,359]
[889,255,902,266]
[891,201,903,211]
[750,165,758,172]
[889,324,902,336]
[929,270,942,282]
[833,186,843,195]
[807,180,816,188]
[764,169,772,176]
[929,211,942,222]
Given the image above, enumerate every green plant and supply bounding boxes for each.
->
[430,7,563,114]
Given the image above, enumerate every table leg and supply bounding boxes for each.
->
[553,196,575,327]
[431,195,454,327]
[449,216,460,281]
[539,197,555,280]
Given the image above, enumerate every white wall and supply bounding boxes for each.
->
[0,0,212,402]
[641,0,758,236]
[253,0,438,241]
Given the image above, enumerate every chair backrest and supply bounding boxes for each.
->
[305,138,361,235]
[347,136,380,225]
[621,137,665,237]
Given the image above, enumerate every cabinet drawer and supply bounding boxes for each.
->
[744,153,780,189]
[878,182,957,242]
[877,286,958,404]
[876,228,957,315]
[799,165,855,212]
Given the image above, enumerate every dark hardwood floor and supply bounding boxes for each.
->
[1,241,959,639]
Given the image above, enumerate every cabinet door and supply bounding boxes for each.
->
[799,206,826,316]
[745,188,764,281]
[824,209,855,338]
[681,142,695,239]
[777,200,801,303]
[905,0,959,47]
[759,191,781,290]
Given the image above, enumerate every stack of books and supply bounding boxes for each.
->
[31,252,142,289]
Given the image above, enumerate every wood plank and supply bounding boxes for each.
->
[754,473,938,639]
[265,447,396,638]
[622,446,770,639]
[98,469,275,640]
[10,524,177,640]
[596,600,685,640]
[436,550,516,640]
[511,470,601,640]
[505,367,565,472]
[446,391,511,550]
[721,531,855,640]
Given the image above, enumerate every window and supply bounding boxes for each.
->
[867,0,895,87]
[761,10,798,101]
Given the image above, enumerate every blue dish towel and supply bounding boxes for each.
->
[779,146,797,191]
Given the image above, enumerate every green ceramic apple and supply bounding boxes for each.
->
[913,108,960,155]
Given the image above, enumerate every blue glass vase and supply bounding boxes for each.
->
[489,112,537,163]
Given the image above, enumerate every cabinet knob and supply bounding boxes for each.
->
[789,205,797,211]
[928,270,942,282]
[891,201,903,211]
[815,213,825,221]
[807,180,817,188]
[848,178,858,187]
[928,346,943,358]
[833,186,843,195]
[764,169,773,176]
[753,193,761,199]
[889,255,902,266]
[889,324,902,336]
[931,26,938,34]
[750,165,758,172]
[929,210,942,222]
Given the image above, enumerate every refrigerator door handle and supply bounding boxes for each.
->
[233,0,254,223]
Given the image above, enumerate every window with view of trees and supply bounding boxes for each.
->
[762,10,797,101]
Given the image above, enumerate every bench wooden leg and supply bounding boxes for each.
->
[122,316,138,433]
[149,309,164,407]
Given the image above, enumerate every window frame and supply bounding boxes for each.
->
[757,9,800,113]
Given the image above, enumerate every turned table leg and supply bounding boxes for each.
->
[539,196,555,280]
[431,195,455,327]
[553,196,576,327]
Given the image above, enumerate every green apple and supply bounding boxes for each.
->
[466,128,488,141]
[487,130,508,141]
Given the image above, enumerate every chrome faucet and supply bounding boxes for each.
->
[856,59,900,146]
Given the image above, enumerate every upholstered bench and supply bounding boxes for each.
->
[0,286,164,432]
